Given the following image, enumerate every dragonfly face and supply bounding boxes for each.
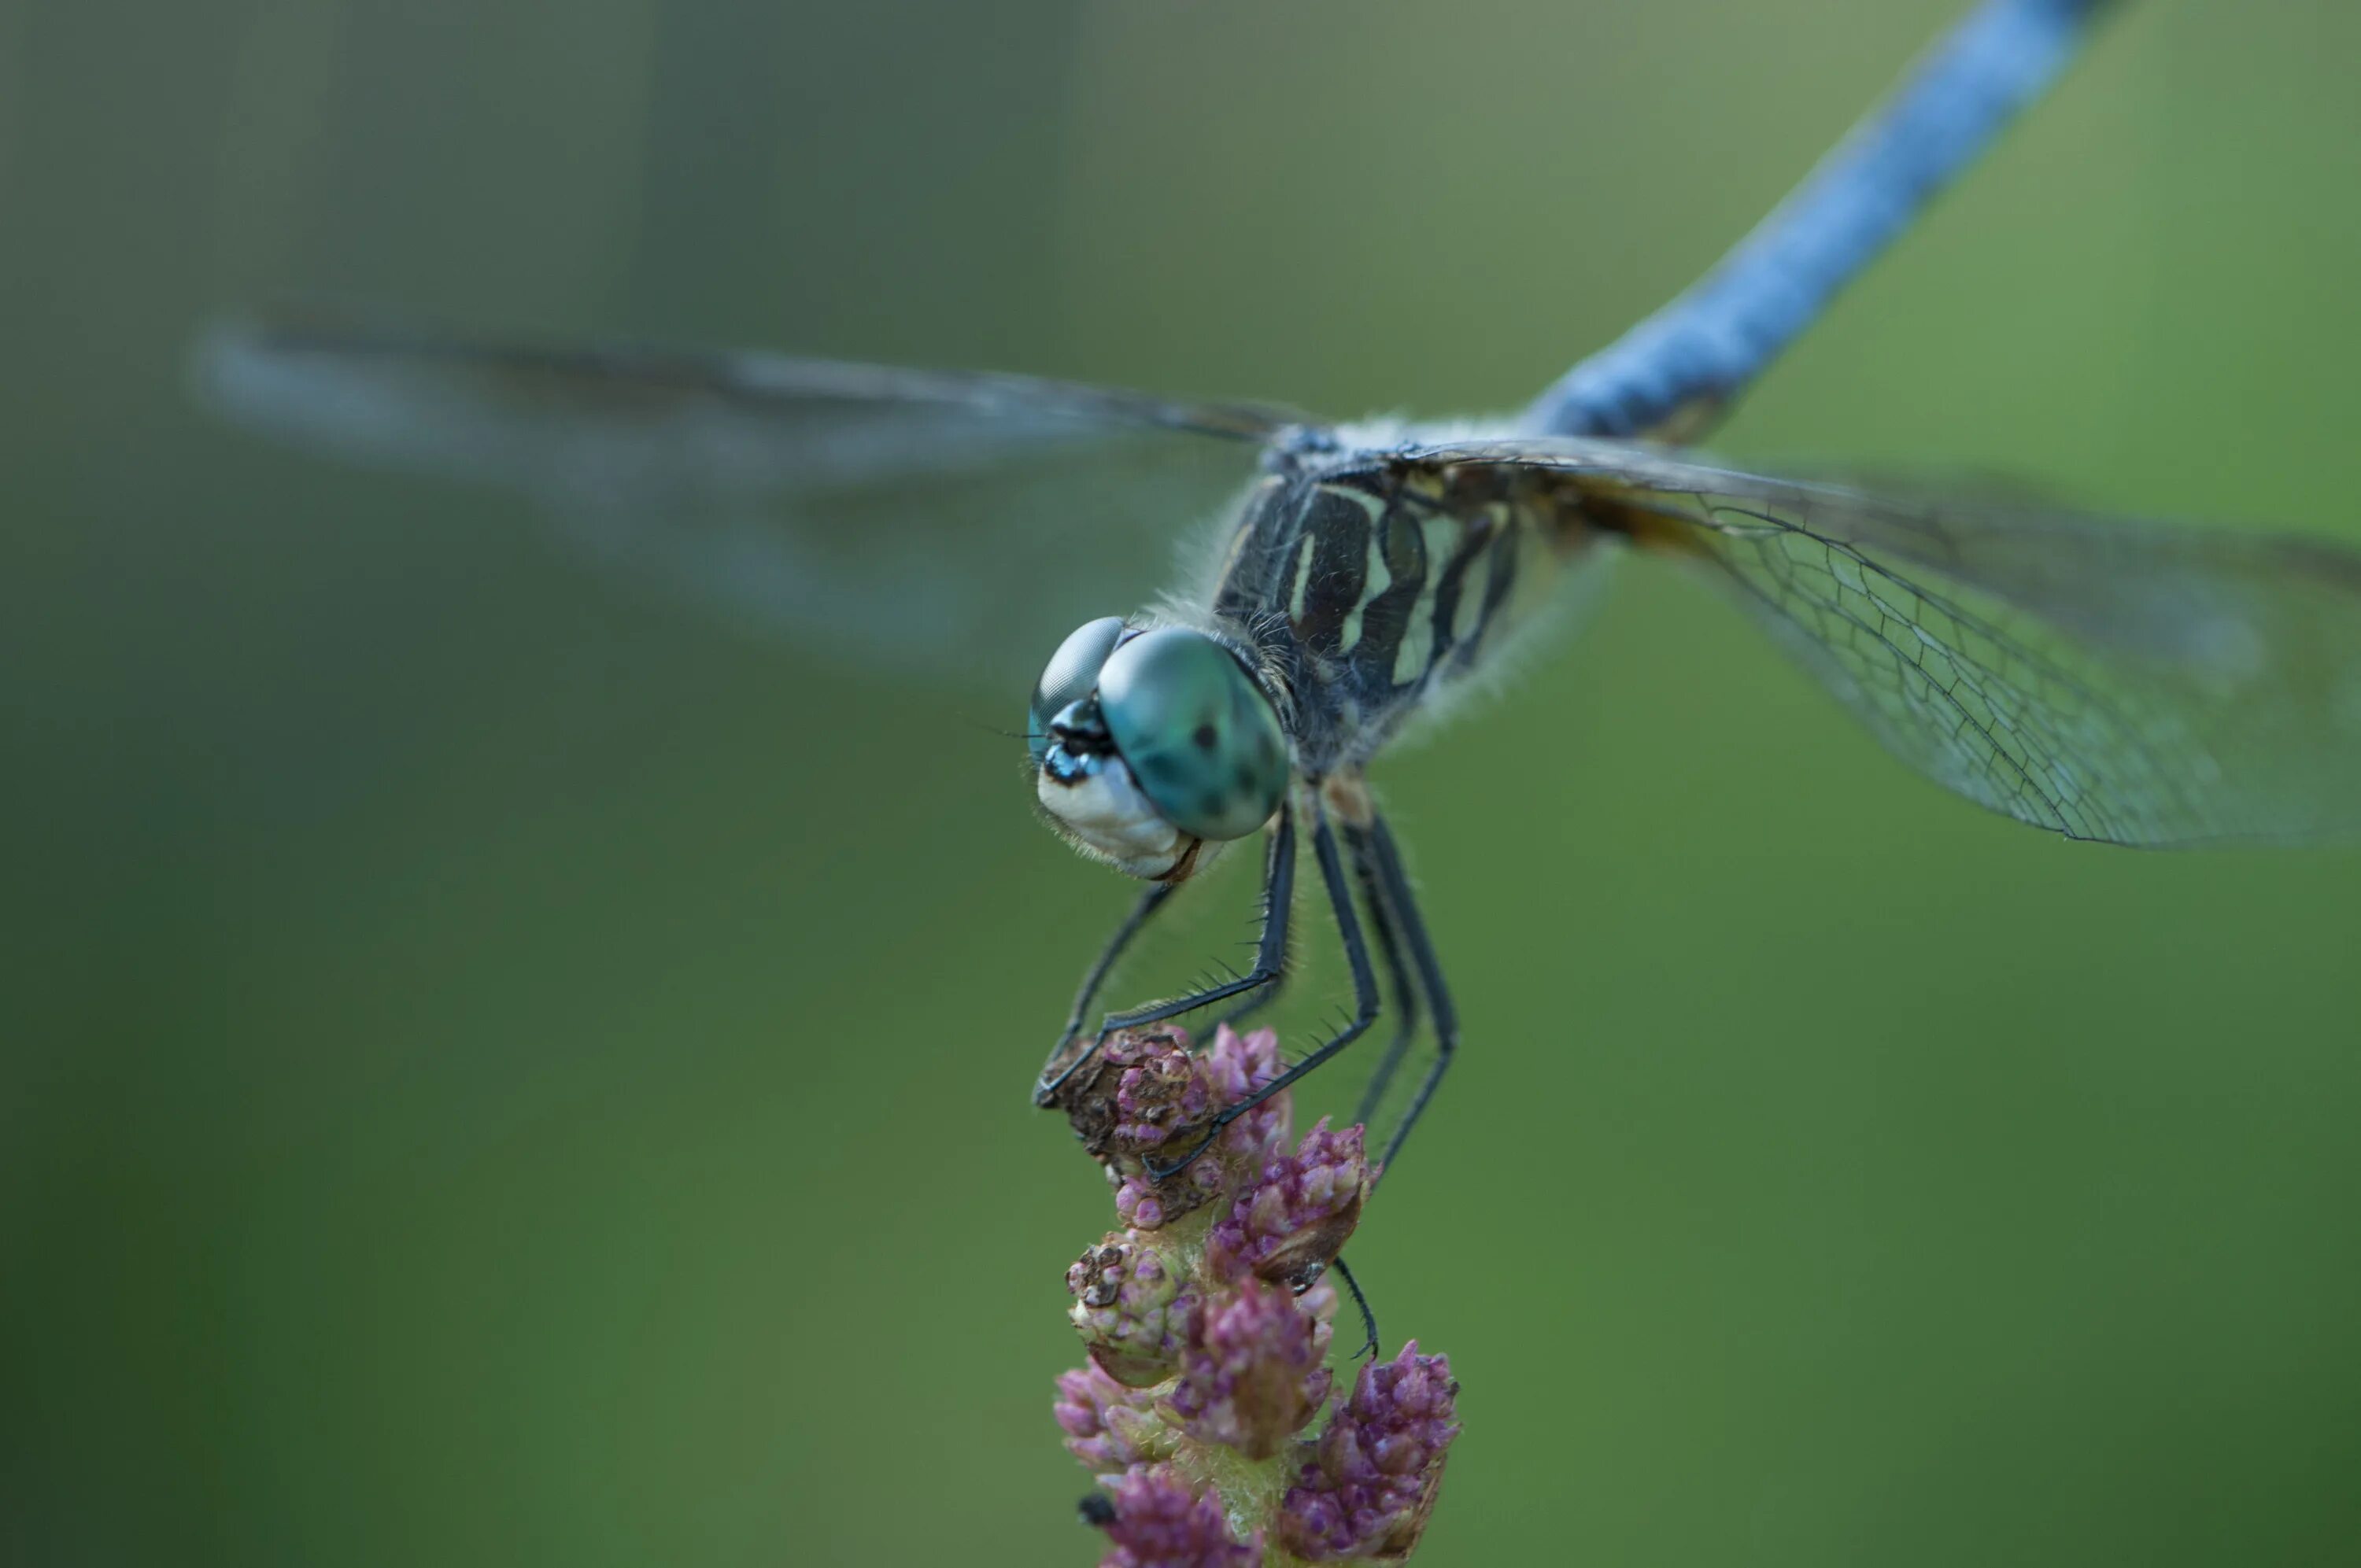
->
[1029,619,1291,882]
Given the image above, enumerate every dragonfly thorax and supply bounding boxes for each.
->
[1029,621,1290,882]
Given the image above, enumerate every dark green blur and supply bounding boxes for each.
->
[8,2,2361,1562]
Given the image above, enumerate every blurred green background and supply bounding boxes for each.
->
[9,1,2361,1562]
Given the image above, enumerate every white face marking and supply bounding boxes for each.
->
[1037,756,1190,879]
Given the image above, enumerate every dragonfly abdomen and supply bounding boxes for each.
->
[1214,462,1587,768]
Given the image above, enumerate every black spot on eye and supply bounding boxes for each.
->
[1234,764,1258,793]
[1192,722,1218,751]
[1200,790,1228,819]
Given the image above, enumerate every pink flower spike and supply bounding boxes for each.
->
[1055,1365,1176,1479]
[1202,1025,1291,1162]
[1057,1028,1240,1230]
[1068,1234,1193,1388]
[1090,1467,1262,1568]
[1113,1042,1212,1150]
[1279,1342,1461,1562]
[1051,1020,1456,1555]
[1163,1278,1332,1460]
[1206,1119,1371,1289]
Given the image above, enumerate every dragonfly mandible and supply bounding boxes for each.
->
[196,0,2361,1202]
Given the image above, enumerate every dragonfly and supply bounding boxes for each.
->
[198,0,2361,1205]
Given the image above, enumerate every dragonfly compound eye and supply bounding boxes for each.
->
[1028,617,1128,764]
[1096,627,1288,842]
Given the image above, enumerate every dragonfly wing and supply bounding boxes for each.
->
[1400,434,2361,846]
[195,312,1302,682]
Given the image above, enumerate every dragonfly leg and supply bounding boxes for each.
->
[1211,949,1291,1034]
[1212,982,1286,1034]
[1323,1254,1381,1360]
[1144,798,1380,1179]
[1358,811,1458,1189]
[1214,814,1412,1060]
[1034,808,1298,1107]
[1212,832,1301,1033]
[1343,821,1422,1134]
[1032,880,1177,1105]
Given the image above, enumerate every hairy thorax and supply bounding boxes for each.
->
[1207,454,1601,774]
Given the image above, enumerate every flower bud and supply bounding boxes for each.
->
[1163,1278,1332,1460]
[1068,1234,1192,1387]
[1088,1467,1262,1568]
[1060,1028,1231,1229]
[1054,1365,1177,1478]
[1206,1119,1370,1289]
[1199,1024,1292,1164]
[1279,1343,1461,1562]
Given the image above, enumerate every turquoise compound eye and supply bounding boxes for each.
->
[1096,628,1289,841]
[1029,618,1127,762]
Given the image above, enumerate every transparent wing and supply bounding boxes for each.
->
[194,312,1304,682]
[1402,434,2361,846]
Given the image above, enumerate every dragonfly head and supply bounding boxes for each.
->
[1029,619,1289,881]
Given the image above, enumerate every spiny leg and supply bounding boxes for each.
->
[1034,808,1297,1105]
[1302,843,1414,1367]
[1214,848,1298,1034]
[1360,811,1458,1187]
[1343,821,1422,1133]
[1144,797,1380,1179]
[1033,880,1176,1101]
[1325,1255,1381,1360]
[1092,810,1295,1034]
[1212,966,1288,1035]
